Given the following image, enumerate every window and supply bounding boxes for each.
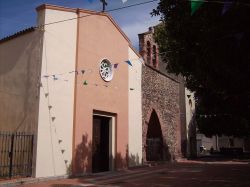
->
[99,59,113,82]
[146,41,151,64]
[152,45,157,67]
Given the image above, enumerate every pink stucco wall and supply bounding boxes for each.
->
[73,11,129,174]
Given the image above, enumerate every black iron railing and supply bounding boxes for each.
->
[0,132,34,179]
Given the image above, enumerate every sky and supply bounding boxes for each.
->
[0,0,160,49]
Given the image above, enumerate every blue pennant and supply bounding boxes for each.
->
[125,60,133,66]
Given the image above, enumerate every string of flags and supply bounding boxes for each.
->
[198,114,231,118]
[40,82,70,166]
[41,57,144,80]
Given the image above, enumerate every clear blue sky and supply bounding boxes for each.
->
[0,0,160,48]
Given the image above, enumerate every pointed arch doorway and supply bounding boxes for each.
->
[146,110,163,161]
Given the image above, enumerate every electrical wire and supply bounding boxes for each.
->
[39,0,159,27]
[37,0,250,28]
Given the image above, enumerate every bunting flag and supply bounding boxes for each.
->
[113,63,119,68]
[52,75,58,80]
[191,0,204,15]
[52,117,56,121]
[122,0,128,3]
[83,80,88,85]
[125,60,133,66]
[41,56,143,80]
[222,1,233,15]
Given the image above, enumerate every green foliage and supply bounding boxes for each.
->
[152,0,250,137]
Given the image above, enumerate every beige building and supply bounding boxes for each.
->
[0,4,142,179]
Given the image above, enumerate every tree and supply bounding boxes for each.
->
[152,0,250,137]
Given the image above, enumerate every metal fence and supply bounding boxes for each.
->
[0,132,34,179]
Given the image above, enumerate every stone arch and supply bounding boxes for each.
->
[146,109,163,161]
[143,106,172,162]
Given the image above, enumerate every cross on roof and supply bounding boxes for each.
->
[100,0,108,12]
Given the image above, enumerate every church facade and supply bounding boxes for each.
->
[0,4,142,178]
[0,4,188,180]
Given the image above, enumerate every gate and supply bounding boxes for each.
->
[146,138,163,161]
[0,132,34,179]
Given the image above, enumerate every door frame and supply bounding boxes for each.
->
[93,111,116,171]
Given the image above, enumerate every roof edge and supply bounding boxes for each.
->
[36,4,130,43]
[36,4,77,13]
[129,44,142,59]
[0,27,36,44]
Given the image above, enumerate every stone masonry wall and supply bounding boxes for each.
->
[142,65,182,162]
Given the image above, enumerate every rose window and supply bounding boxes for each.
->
[99,59,113,82]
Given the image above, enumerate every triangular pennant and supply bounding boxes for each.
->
[222,1,233,15]
[83,80,88,85]
[81,70,85,75]
[52,75,58,80]
[113,63,119,69]
[191,0,204,15]
[122,0,128,3]
[125,60,133,66]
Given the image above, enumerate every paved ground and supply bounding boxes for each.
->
[9,159,250,187]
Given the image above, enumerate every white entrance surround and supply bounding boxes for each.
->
[93,111,116,171]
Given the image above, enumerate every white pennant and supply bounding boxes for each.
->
[122,0,128,3]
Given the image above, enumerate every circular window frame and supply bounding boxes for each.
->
[99,59,113,82]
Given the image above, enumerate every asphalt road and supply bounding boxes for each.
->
[15,159,250,187]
